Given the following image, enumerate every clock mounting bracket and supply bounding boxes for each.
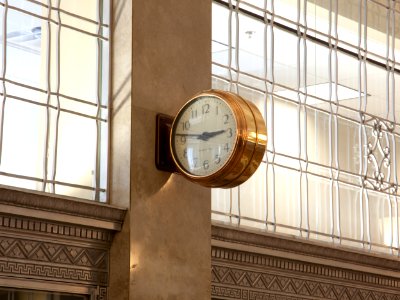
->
[155,113,178,173]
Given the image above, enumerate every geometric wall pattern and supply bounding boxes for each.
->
[212,247,400,300]
[0,212,112,299]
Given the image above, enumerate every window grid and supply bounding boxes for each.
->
[212,0,400,255]
[0,0,109,201]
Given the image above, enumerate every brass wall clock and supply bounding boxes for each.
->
[166,89,267,188]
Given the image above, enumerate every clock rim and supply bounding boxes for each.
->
[170,89,267,188]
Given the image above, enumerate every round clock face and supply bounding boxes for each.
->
[171,95,237,177]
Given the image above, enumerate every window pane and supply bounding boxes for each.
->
[0,0,110,201]
[212,0,400,255]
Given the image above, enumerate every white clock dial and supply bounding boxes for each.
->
[171,95,237,176]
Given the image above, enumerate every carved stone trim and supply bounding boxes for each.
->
[212,225,400,273]
[0,261,108,285]
[212,247,400,289]
[0,188,125,296]
[0,186,126,230]
[0,213,113,243]
[0,237,108,268]
[95,286,108,300]
[212,247,400,300]
[0,235,108,286]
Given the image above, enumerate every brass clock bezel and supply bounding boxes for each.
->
[170,89,267,188]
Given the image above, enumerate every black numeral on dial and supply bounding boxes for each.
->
[202,104,210,114]
[180,136,186,143]
[192,157,198,168]
[223,114,229,124]
[224,143,230,152]
[182,121,190,130]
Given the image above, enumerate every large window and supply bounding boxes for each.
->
[212,0,400,255]
[0,1,109,201]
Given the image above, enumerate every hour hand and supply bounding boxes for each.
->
[197,130,225,141]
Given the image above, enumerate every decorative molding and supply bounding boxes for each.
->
[0,237,107,268]
[363,117,396,194]
[0,261,107,285]
[0,186,127,230]
[0,213,113,243]
[211,225,400,273]
[212,247,400,300]
[96,286,108,300]
[0,235,108,285]
[0,188,125,294]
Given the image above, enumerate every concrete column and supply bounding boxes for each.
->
[130,0,211,299]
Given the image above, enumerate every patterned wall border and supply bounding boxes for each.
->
[0,213,113,243]
[0,232,109,286]
[212,225,400,273]
[0,189,126,300]
[212,246,400,300]
[0,236,108,269]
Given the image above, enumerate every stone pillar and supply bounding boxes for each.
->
[110,0,211,299]
[108,0,132,299]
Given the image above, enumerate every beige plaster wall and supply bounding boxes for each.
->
[110,0,211,299]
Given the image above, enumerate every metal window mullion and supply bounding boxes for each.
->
[302,0,309,237]
[267,0,276,231]
[227,0,234,221]
[227,0,234,93]
[295,0,309,237]
[234,0,241,223]
[0,0,8,166]
[332,0,341,244]
[296,0,303,236]
[327,0,335,242]
[94,0,102,201]
[359,0,371,250]
[358,0,370,249]
[51,0,62,193]
[385,0,393,254]
[42,0,52,192]
[389,0,399,254]
[263,0,274,231]
[363,0,372,250]
[263,0,268,229]
[390,0,400,255]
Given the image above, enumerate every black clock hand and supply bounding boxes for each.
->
[175,133,199,137]
[197,130,226,141]
[175,130,226,141]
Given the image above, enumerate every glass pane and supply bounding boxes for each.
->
[0,1,110,201]
[212,0,400,255]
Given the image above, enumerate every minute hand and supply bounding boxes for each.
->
[175,130,226,141]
